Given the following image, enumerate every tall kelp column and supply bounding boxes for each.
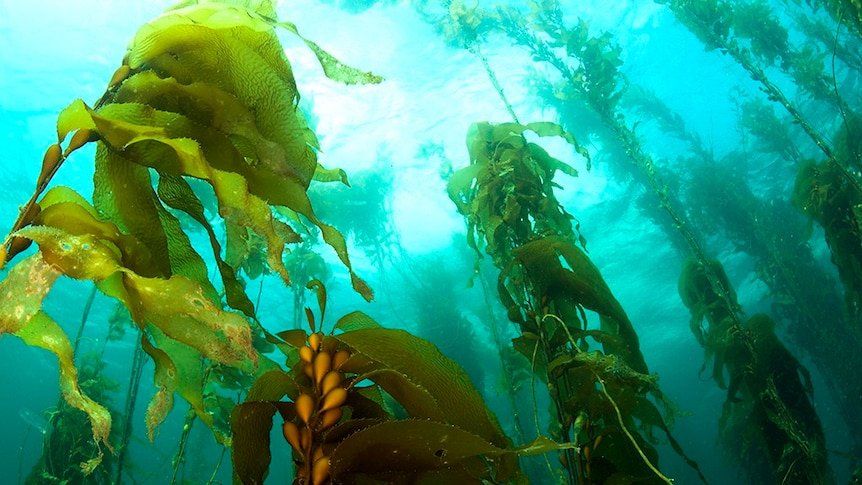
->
[419,0,836,482]
[447,122,705,484]
[655,0,862,466]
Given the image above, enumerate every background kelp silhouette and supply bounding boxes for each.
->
[1,0,860,484]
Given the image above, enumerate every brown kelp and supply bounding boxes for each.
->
[448,121,704,484]
[0,0,378,473]
[629,83,862,467]
[231,280,572,484]
[427,0,835,481]
[679,258,832,484]
[655,0,862,320]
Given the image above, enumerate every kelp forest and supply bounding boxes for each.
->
[0,0,859,484]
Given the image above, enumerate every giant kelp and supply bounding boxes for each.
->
[25,351,121,485]
[626,57,862,473]
[792,155,862,321]
[231,281,572,484]
[428,0,838,482]
[448,121,703,484]
[656,0,862,305]
[679,259,831,484]
[0,0,380,473]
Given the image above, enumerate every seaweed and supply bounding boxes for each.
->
[792,156,862,318]
[0,0,380,474]
[448,120,703,484]
[679,258,832,484]
[231,281,572,484]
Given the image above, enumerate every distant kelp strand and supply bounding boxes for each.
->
[0,0,381,474]
[679,259,832,484]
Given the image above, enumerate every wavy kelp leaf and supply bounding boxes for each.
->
[157,175,255,316]
[0,254,112,458]
[678,257,741,388]
[18,311,113,459]
[231,401,294,484]
[633,395,709,483]
[112,71,303,182]
[127,9,314,182]
[333,328,511,450]
[0,254,58,334]
[348,368,447,422]
[68,98,373,300]
[447,163,483,214]
[140,333,179,439]
[511,236,648,374]
[328,421,495,482]
[103,4,373,299]
[17,225,257,372]
[246,369,300,402]
[330,420,569,483]
[65,101,291,284]
[277,20,384,85]
[313,163,350,185]
[167,0,278,21]
[161,1,383,86]
[148,325,226,439]
[36,193,158,277]
[449,121,587,269]
[333,310,383,333]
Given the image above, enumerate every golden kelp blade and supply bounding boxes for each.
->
[0,254,113,460]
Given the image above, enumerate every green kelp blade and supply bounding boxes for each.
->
[91,100,371,300]
[633,396,709,484]
[333,328,512,451]
[17,225,257,371]
[512,237,649,374]
[313,163,351,185]
[112,71,296,187]
[245,369,300,402]
[347,368,447,422]
[0,253,59,335]
[330,420,571,483]
[35,194,158,277]
[157,174,255,317]
[141,333,180,440]
[0,254,112,456]
[17,311,114,457]
[328,420,499,482]
[127,17,314,183]
[231,400,295,484]
[148,325,221,440]
[332,310,383,333]
[165,0,278,21]
[156,2,384,86]
[277,21,384,85]
[447,163,484,214]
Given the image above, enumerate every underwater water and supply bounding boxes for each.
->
[0,0,860,483]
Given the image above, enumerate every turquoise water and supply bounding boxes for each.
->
[0,0,858,483]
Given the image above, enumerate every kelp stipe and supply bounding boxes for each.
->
[231,280,574,484]
[0,0,380,474]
